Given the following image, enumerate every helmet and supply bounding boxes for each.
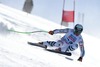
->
[74,24,83,34]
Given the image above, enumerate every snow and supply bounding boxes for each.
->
[0,4,100,67]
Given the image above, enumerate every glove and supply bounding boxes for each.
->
[77,57,83,62]
[48,30,54,35]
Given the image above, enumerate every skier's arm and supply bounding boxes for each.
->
[78,39,85,62]
[54,28,69,34]
[53,28,69,34]
[48,28,69,35]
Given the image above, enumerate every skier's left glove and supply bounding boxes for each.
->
[77,57,83,62]
[48,30,54,35]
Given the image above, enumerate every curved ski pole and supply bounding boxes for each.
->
[8,29,48,34]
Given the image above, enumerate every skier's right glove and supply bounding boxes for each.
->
[48,30,54,35]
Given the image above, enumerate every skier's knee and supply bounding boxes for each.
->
[67,44,78,51]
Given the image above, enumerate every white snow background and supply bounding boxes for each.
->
[0,4,100,67]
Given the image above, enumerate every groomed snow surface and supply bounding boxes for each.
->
[0,4,100,67]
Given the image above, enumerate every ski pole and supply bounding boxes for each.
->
[8,29,48,34]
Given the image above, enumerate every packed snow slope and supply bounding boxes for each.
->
[0,4,100,67]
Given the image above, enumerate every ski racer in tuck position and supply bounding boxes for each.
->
[38,24,85,62]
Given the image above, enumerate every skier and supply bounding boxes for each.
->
[38,24,85,62]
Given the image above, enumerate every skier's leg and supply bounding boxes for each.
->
[38,41,56,47]
[58,42,72,56]
[60,41,69,52]
[51,40,66,52]
[66,44,78,51]
[50,41,72,56]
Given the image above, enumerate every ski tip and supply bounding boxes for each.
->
[65,57,73,61]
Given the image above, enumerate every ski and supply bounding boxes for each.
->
[27,42,72,56]
[27,42,46,48]
[45,49,72,56]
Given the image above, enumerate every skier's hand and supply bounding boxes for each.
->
[77,57,83,62]
[48,30,54,35]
